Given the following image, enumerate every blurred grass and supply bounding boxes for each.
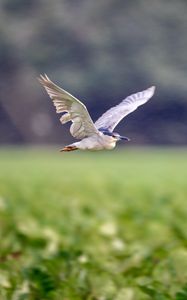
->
[0,147,187,299]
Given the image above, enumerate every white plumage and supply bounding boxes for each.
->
[39,74,155,151]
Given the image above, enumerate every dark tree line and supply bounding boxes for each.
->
[0,0,187,145]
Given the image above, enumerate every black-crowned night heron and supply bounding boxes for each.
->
[39,75,155,151]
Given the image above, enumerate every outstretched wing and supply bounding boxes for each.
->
[95,86,155,132]
[39,75,99,139]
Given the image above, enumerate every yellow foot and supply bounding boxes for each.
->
[60,146,78,152]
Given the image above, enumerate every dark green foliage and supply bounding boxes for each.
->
[175,285,187,300]
[139,284,170,300]
[24,267,56,296]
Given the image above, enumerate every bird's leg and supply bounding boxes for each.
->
[60,145,78,152]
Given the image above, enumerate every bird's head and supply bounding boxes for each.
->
[99,128,130,142]
[112,132,130,141]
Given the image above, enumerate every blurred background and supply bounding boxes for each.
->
[1,2,187,298]
[0,0,187,146]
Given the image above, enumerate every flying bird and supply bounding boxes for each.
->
[39,75,155,151]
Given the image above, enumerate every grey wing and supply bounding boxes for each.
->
[95,86,155,131]
[39,75,99,139]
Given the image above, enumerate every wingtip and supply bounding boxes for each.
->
[38,74,45,83]
[146,85,156,97]
[44,73,50,81]
[148,85,156,93]
[38,74,51,83]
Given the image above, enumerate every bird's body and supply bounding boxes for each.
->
[67,132,117,151]
[39,75,155,152]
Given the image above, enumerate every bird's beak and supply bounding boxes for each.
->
[119,136,130,141]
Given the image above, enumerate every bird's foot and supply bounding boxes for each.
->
[60,145,78,152]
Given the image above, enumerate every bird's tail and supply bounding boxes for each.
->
[60,145,78,152]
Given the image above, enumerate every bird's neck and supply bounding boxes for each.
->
[102,135,117,149]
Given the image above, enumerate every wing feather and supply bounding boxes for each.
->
[38,75,99,139]
[95,86,155,131]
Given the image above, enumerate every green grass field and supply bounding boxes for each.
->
[0,147,187,300]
